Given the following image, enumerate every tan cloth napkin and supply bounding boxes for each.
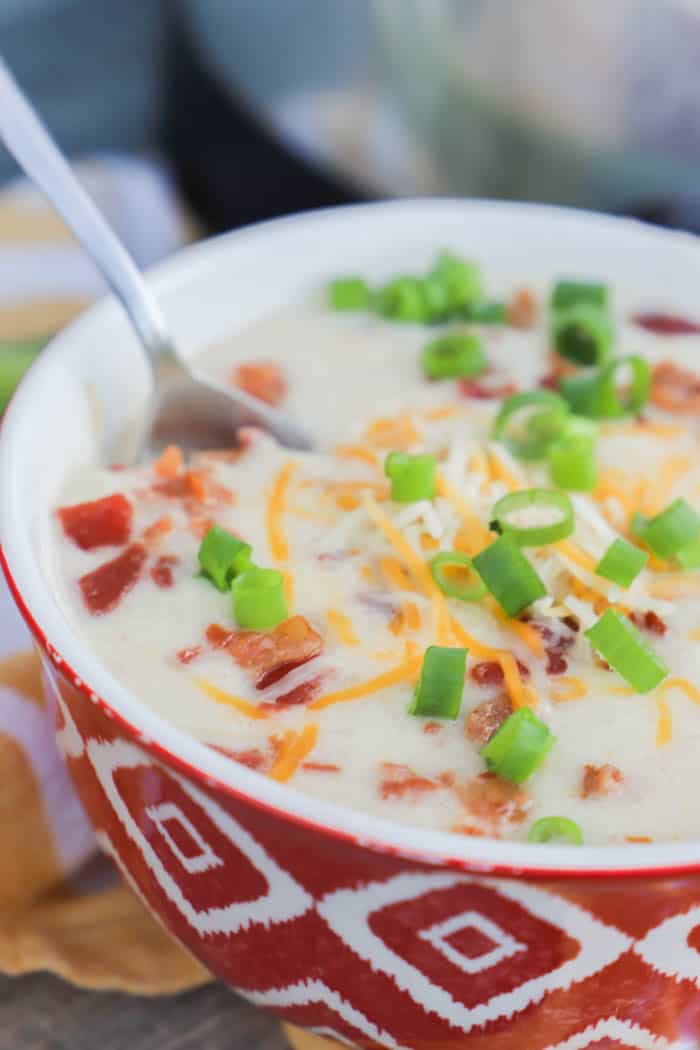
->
[0,161,341,1050]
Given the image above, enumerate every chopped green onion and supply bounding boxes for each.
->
[551,280,608,312]
[420,272,452,321]
[328,277,371,311]
[198,525,252,591]
[528,816,583,845]
[559,355,651,419]
[232,566,288,630]
[409,645,468,720]
[490,489,574,547]
[430,252,483,310]
[632,498,700,560]
[384,451,436,503]
[472,535,547,616]
[0,338,47,412]
[596,538,648,588]
[461,301,506,324]
[585,609,668,693]
[429,551,487,602]
[377,277,427,322]
[480,708,555,784]
[421,332,486,380]
[677,538,700,570]
[548,418,598,491]
[492,390,570,461]
[552,303,613,367]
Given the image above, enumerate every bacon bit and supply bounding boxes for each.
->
[188,516,216,539]
[581,763,624,799]
[177,646,202,665]
[301,761,341,773]
[630,610,668,637]
[507,287,538,329]
[260,673,326,712]
[154,445,183,479]
[142,515,173,544]
[207,615,323,687]
[150,554,178,588]
[232,361,287,407]
[455,772,531,828]
[210,745,268,771]
[531,619,578,675]
[58,493,133,551]
[470,660,530,687]
[459,376,518,400]
[451,824,489,837]
[422,721,442,735]
[632,311,700,336]
[379,762,440,801]
[651,360,700,415]
[466,694,513,746]
[79,543,147,615]
[538,372,559,391]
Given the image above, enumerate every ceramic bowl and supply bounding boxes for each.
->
[3,200,700,1050]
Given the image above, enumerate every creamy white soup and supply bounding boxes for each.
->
[49,256,700,845]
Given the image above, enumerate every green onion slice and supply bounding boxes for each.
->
[585,609,668,693]
[421,332,486,380]
[430,252,483,310]
[528,816,583,845]
[328,277,371,311]
[472,535,547,617]
[595,538,648,588]
[461,301,506,324]
[429,551,487,602]
[384,451,437,503]
[560,355,651,419]
[198,525,252,592]
[632,498,700,560]
[548,418,598,491]
[677,538,700,570]
[492,390,570,461]
[0,337,47,412]
[490,489,574,547]
[552,303,613,367]
[232,566,288,630]
[551,280,608,312]
[480,708,555,784]
[377,277,428,322]
[409,645,468,720]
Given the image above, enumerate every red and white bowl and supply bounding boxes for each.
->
[3,200,700,1049]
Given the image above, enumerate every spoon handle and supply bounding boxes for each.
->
[0,57,170,367]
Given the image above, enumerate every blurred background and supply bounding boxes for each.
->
[4,0,700,233]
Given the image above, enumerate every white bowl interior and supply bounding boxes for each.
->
[3,198,700,875]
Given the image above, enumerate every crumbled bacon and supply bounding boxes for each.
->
[422,721,442,735]
[459,377,518,400]
[507,287,538,329]
[632,312,700,336]
[531,618,578,676]
[78,543,147,615]
[379,763,440,801]
[150,554,178,589]
[454,772,532,829]
[581,763,623,799]
[206,615,323,687]
[538,372,560,391]
[210,744,268,771]
[153,445,183,479]
[651,360,700,415]
[630,610,668,637]
[260,672,327,712]
[301,762,341,773]
[451,824,489,837]
[470,660,529,687]
[58,493,132,551]
[232,361,287,407]
[153,471,235,509]
[177,646,202,665]
[142,515,173,544]
[466,694,513,746]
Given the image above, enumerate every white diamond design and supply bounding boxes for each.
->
[418,909,525,975]
[87,738,312,936]
[52,679,86,758]
[147,801,223,875]
[318,871,633,1035]
[241,978,411,1050]
[634,906,700,988]
[544,1016,675,1050]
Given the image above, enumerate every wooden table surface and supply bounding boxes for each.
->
[0,972,289,1050]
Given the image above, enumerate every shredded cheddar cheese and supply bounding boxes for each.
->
[657,678,700,708]
[284,571,295,608]
[449,616,536,709]
[310,653,422,711]
[380,555,417,592]
[556,539,598,574]
[486,448,521,492]
[154,444,183,479]
[640,455,692,517]
[435,472,491,553]
[424,405,458,421]
[196,679,268,720]
[655,695,672,748]
[269,724,319,782]
[549,676,588,703]
[267,460,295,562]
[389,600,422,636]
[489,601,544,658]
[327,608,360,646]
[364,415,422,449]
[689,628,700,641]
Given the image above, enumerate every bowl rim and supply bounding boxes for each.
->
[4,196,700,879]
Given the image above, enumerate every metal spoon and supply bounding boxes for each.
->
[0,58,313,462]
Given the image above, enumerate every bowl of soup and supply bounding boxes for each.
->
[3,200,700,1049]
